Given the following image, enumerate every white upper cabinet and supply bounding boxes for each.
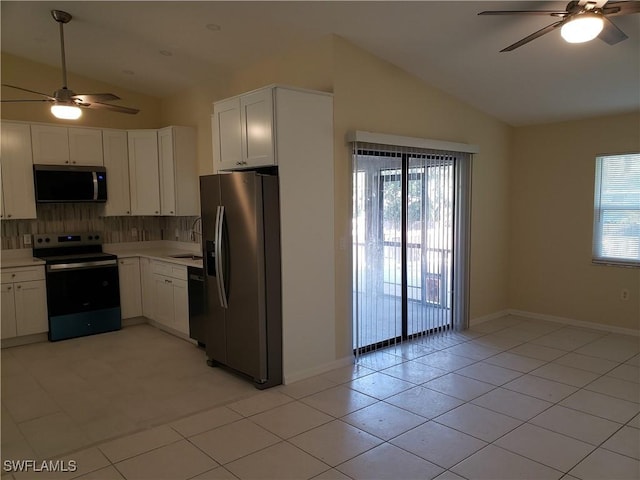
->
[212,97,243,172]
[0,122,37,219]
[241,88,275,168]
[30,125,69,164]
[158,126,199,216]
[128,130,160,216]
[212,86,275,172]
[103,129,131,216]
[68,127,104,165]
[31,124,103,165]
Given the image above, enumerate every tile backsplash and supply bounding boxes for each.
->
[1,204,200,250]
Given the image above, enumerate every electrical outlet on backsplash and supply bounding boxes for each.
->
[1,204,199,250]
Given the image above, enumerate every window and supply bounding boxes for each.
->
[592,153,640,266]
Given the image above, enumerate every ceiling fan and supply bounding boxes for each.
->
[1,10,139,119]
[479,0,640,52]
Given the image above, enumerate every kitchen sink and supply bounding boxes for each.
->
[169,253,203,260]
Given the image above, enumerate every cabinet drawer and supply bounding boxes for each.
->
[1,266,45,284]
[150,260,187,280]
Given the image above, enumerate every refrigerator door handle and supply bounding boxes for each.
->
[215,205,229,308]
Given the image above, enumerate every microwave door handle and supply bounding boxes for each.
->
[92,171,98,200]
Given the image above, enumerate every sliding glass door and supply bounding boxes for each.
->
[353,145,466,354]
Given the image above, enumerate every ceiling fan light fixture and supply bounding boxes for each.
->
[51,103,82,120]
[560,12,604,43]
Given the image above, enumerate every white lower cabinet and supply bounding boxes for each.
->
[139,257,155,320]
[1,266,48,339]
[150,260,189,335]
[1,284,17,339]
[118,258,142,319]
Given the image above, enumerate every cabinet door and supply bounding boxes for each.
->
[158,127,177,215]
[103,130,131,216]
[172,278,189,335]
[128,130,160,216]
[140,257,155,319]
[1,284,17,339]
[1,123,37,220]
[14,280,48,336]
[241,88,275,168]
[212,97,242,171]
[31,124,70,165]
[118,258,142,319]
[153,274,175,328]
[68,128,104,166]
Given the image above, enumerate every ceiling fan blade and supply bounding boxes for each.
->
[0,99,51,103]
[1,84,55,100]
[85,102,139,115]
[598,16,629,44]
[478,10,568,15]
[72,93,121,103]
[500,20,564,51]
[602,1,640,16]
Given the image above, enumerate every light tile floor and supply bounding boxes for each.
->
[1,315,639,479]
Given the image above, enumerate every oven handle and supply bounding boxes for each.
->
[47,259,118,272]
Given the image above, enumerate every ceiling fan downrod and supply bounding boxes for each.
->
[51,10,72,90]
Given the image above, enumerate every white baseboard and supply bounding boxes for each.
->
[470,310,511,326]
[284,355,354,385]
[508,309,640,337]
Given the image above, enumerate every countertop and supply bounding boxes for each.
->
[1,249,46,268]
[1,241,203,270]
[104,241,204,269]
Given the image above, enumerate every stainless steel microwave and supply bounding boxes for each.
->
[33,165,107,203]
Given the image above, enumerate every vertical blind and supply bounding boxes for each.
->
[593,153,640,266]
[352,140,472,359]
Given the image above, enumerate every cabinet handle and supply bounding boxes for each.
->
[7,286,11,290]
[7,214,12,218]
[16,285,21,289]
[170,211,174,214]
[127,211,130,214]
[11,274,15,278]
[165,279,172,284]
[155,211,159,214]
[65,161,69,164]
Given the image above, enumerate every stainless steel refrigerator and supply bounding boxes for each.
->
[200,170,282,388]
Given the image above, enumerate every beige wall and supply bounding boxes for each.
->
[510,112,640,331]
[160,81,228,177]
[1,54,162,129]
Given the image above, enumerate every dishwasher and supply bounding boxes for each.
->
[187,266,206,346]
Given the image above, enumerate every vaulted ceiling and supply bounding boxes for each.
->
[2,1,638,126]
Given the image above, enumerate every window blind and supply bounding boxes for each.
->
[593,153,640,267]
[352,139,472,360]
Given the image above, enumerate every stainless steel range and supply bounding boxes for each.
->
[33,233,121,341]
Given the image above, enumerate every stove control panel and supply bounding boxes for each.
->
[34,233,103,248]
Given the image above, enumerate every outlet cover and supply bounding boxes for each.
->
[23,234,32,246]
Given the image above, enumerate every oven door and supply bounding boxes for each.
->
[46,260,120,316]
